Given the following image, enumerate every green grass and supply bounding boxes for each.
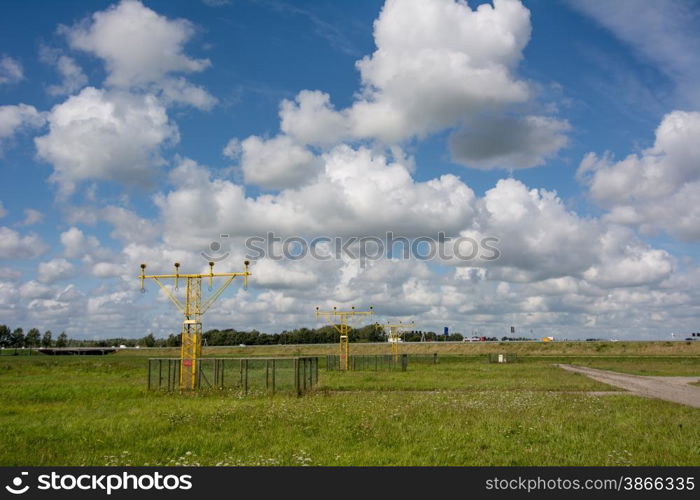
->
[0,354,698,466]
[559,356,700,376]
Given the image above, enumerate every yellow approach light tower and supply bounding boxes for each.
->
[316,306,373,370]
[383,321,415,361]
[139,260,251,390]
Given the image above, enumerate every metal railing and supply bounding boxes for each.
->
[147,357,319,396]
[325,354,409,371]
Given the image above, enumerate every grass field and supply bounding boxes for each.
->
[122,339,700,358]
[0,347,698,466]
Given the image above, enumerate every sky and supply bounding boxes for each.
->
[1,0,699,340]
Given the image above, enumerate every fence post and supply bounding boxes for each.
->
[266,359,269,390]
[244,359,248,395]
[433,353,437,364]
[147,359,151,390]
[272,359,276,395]
[401,354,408,372]
[167,359,172,391]
[158,359,163,390]
[294,358,300,396]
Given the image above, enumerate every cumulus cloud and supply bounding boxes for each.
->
[37,258,75,284]
[0,0,691,340]
[19,280,54,300]
[582,227,674,288]
[101,205,158,245]
[60,227,102,259]
[279,91,350,146]
[273,0,567,169]
[65,0,210,88]
[157,147,476,250]
[0,104,46,150]
[0,55,23,85]
[35,87,179,195]
[225,135,322,190]
[449,115,570,169]
[578,110,700,240]
[0,227,48,259]
[62,0,216,109]
[348,0,531,142]
[40,47,88,96]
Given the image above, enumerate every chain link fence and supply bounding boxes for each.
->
[148,357,319,396]
[325,353,438,371]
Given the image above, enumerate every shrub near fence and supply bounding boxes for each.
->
[147,357,319,396]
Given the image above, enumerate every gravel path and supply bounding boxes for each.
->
[558,364,700,408]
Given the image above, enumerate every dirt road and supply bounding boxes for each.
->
[558,364,700,408]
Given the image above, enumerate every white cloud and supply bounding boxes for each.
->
[91,262,126,278]
[49,56,88,96]
[0,267,21,280]
[0,104,46,149]
[101,205,158,245]
[156,147,476,249]
[279,91,350,146]
[35,87,179,195]
[19,280,54,300]
[227,135,322,190]
[37,258,75,284]
[348,0,531,142]
[449,115,570,169]
[158,77,217,110]
[65,0,210,88]
[0,227,48,259]
[582,227,674,288]
[17,209,43,227]
[568,0,700,107]
[40,47,88,96]
[60,227,102,259]
[578,110,700,240]
[0,55,23,85]
[275,0,568,169]
[280,0,533,145]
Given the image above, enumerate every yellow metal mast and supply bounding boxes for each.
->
[315,306,373,370]
[139,260,251,390]
[382,321,415,360]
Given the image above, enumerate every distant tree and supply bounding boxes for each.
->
[165,334,180,347]
[140,333,156,348]
[0,325,10,348]
[56,332,68,348]
[41,330,53,348]
[25,328,41,347]
[10,328,25,347]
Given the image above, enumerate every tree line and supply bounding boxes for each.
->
[0,325,67,348]
[0,323,468,348]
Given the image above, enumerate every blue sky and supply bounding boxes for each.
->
[1,0,699,340]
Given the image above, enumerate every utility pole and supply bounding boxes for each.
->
[315,306,373,370]
[381,321,415,361]
[139,260,251,390]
